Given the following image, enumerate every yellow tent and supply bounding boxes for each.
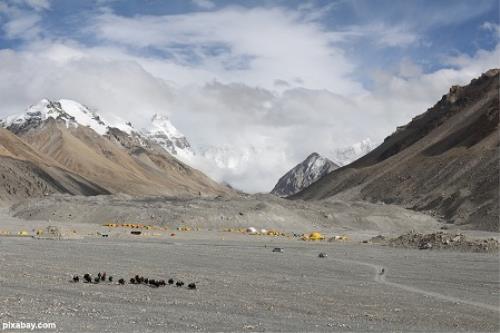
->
[309,232,325,241]
[302,232,325,241]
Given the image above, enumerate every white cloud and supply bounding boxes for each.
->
[0,3,497,192]
[0,0,49,40]
[0,44,174,129]
[481,21,500,38]
[88,7,364,94]
[19,0,51,11]
[445,43,500,71]
[398,58,423,78]
[191,0,215,10]
[340,23,420,47]
[3,13,41,39]
[358,44,500,137]
[375,25,419,47]
[0,39,497,192]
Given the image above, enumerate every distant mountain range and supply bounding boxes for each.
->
[0,99,233,200]
[292,69,499,231]
[0,70,497,232]
[271,153,338,197]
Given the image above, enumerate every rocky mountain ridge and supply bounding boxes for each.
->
[292,69,500,231]
[271,152,338,197]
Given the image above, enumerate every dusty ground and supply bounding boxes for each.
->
[0,234,499,332]
[7,194,446,241]
[0,196,499,332]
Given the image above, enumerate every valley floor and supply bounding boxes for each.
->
[0,235,499,332]
[0,196,499,332]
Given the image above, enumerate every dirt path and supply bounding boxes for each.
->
[333,257,500,313]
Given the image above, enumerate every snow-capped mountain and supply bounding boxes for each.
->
[271,152,339,197]
[1,99,196,162]
[1,99,135,136]
[142,114,194,160]
[0,98,233,197]
[0,98,375,195]
[330,138,376,166]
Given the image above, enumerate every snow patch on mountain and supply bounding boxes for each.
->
[142,114,194,160]
[1,98,135,136]
[330,138,376,166]
[2,99,197,163]
[58,99,108,135]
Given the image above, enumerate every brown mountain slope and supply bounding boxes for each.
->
[0,128,109,202]
[106,127,234,196]
[292,69,499,231]
[11,119,232,197]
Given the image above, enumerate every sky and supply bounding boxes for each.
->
[0,0,498,192]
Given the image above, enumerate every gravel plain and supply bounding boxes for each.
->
[0,196,499,332]
[1,234,499,332]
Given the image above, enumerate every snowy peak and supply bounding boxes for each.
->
[271,152,338,197]
[301,152,337,181]
[0,99,234,197]
[0,99,195,162]
[1,98,135,136]
[143,113,193,159]
[150,113,184,138]
[330,138,376,166]
[57,99,107,135]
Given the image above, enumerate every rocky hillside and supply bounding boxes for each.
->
[0,128,108,203]
[292,69,499,231]
[271,152,338,197]
[1,99,233,197]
